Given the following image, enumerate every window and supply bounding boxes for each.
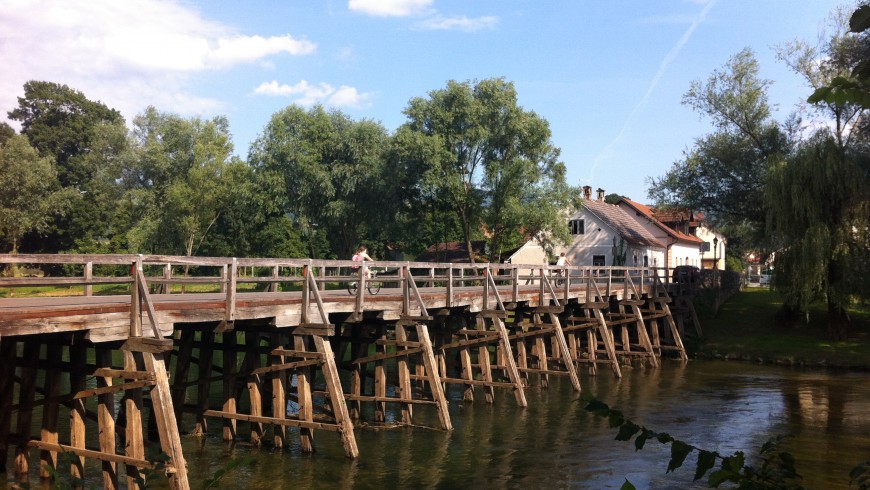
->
[569,219,585,235]
[592,255,605,266]
[643,255,649,267]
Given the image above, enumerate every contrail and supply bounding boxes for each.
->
[584,0,717,190]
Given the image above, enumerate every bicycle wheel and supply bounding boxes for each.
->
[367,281,381,295]
[347,281,358,295]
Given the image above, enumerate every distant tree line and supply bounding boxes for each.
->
[0,78,575,265]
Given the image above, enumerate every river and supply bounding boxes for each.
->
[171,360,870,489]
[4,359,868,489]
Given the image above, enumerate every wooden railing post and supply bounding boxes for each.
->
[84,261,93,297]
[447,265,454,307]
[302,262,310,324]
[402,264,411,315]
[162,263,171,294]
[224,258,237,327]
[130,257,142,338]
[512,267,519,302]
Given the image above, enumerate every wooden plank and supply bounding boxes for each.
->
[121,337,174,354]
[74,380,155,399]
[27,441,155,469]
[201,410,342,432]
[92,368,156,381]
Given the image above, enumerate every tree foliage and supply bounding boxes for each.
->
[399,78,573,262]
[0,135,72,253]
[249,105,390,258]
[648,49,792,260]
[122,107,247,256]
[765,134,870,339]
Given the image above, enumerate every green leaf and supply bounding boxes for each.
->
[608,409,625,428]
[694,450,717,481]
[708,468,737,487]
[615,421,640,441]
[667,440,693,473]
[620,478,637,490]
[634,432,650,451]
[850,4,870,33]
[656,432,673,444]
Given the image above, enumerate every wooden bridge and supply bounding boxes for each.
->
[0,254,694,489]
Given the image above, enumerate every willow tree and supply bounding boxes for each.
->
[399,78,573,262]
[766,134,870,339]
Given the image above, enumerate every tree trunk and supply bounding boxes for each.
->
[827,299,850,341]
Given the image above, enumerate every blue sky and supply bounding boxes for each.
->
[0,0,848,201]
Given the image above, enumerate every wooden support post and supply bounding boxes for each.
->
[39,343,62,480]
[142,350,190,490]
[270,332,287,448]
[415,324,452,431]
[123,351,146,489]
[312,336,359,459]
[592,308,622,378]
[245,331,264,447]
[631,303,659,368]
[70,344,87,485]
[348,326,363,420]
[85,261,93,297]
[396,325,413,424]
[548,313,581,392]
[474,317,495,403]
[374,331,387,421]
[194,331,215,436]
[294,334,314,452]
[222,332,238,441]
[661,302,689,361]
[171,330,196,430]
[491,315,527,407]
[13,341,39,478]
[96,348,118,490]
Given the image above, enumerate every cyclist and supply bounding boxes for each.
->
[351,246,374,279]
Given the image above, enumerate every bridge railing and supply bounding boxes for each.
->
[0,254,677,317]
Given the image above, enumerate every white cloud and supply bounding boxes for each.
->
[414,15,498,32]
[348,0,433,17]
[253,80,372,109]
[0,0,315,124]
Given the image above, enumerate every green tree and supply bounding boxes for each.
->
[648,49,792,260]
[0,122,14,145]
[123,107,244,256]
[7,81,129,253]
[249,105,390,258]
[0,135,72,254]
[766,134,870,340]
[399,78,572,262]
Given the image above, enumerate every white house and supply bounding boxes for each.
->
[616,198,705,270]
[556,187,666,268]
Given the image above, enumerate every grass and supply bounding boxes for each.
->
[692,288,870,369]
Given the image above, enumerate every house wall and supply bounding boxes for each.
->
[696,226,726,270]
[557,211,666,269]
[505,242,548,278]
[669,242,702,268]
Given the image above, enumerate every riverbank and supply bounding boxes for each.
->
[690,288,870,369]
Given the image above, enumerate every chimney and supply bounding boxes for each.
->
[596,188,605,202]
[582,185,592,200]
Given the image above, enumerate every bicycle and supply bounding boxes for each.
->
[347,267,381,295]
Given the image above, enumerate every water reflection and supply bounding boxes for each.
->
[9,360,868,489]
